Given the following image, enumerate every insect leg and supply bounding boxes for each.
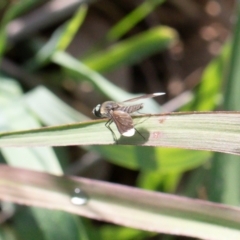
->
[134,128,145,140]
[105,119,118,143]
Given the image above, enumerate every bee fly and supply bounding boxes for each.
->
[92,92,165,142]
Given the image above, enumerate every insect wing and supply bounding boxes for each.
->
[111,110,135,137]
[123,92,165,103]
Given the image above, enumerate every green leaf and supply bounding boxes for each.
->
[0,112,239,156]
[56,4,88,51]
[137,169,182,192]
[25,86,89,124]
[52,51,163,112]
[26,4,88,70]
[13,207,89,240]
[0,75,23,104]
[182,43,230,111]
[106,0,166,41]
[0,0,40,56]
[23,87,205,172]
[0,93,62,173]
[100,226,151,240]
[207,3,240,206]
[83,26,177,73]
[137,149,210,193]
[0,81,84,239]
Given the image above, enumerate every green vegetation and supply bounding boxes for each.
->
[0,1,239,240]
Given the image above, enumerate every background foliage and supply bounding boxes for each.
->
[0,0,239,239]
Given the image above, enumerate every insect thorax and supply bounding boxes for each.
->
[118,103,143,114]
[100,101,118,117]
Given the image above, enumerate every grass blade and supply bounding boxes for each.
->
[23,87,207,172]
[83,26,177,73]
[207,2,240,206]
[106,0,166,41]
[0,165,240,240]
[52,51,162,112]
[0,112,239,156]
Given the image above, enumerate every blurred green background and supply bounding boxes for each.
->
[0,0,239,239]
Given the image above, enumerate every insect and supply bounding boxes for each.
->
[92,92,165,142]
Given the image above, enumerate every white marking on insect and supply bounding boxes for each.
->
[122,128,135,137]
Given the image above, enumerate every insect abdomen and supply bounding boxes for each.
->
[119,103,143,114]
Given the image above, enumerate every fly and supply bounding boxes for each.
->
[92,92,165,142]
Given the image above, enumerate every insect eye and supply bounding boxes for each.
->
[92,104,102,117]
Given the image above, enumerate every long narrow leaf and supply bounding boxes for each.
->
[207,2,240,206]
[106,0,166,41]
[26,4,88,70]
[0,112,239,156]
[83,26,177,73]
[0,165,240,240]
[24,87,209,172]
[52,51,162,112]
